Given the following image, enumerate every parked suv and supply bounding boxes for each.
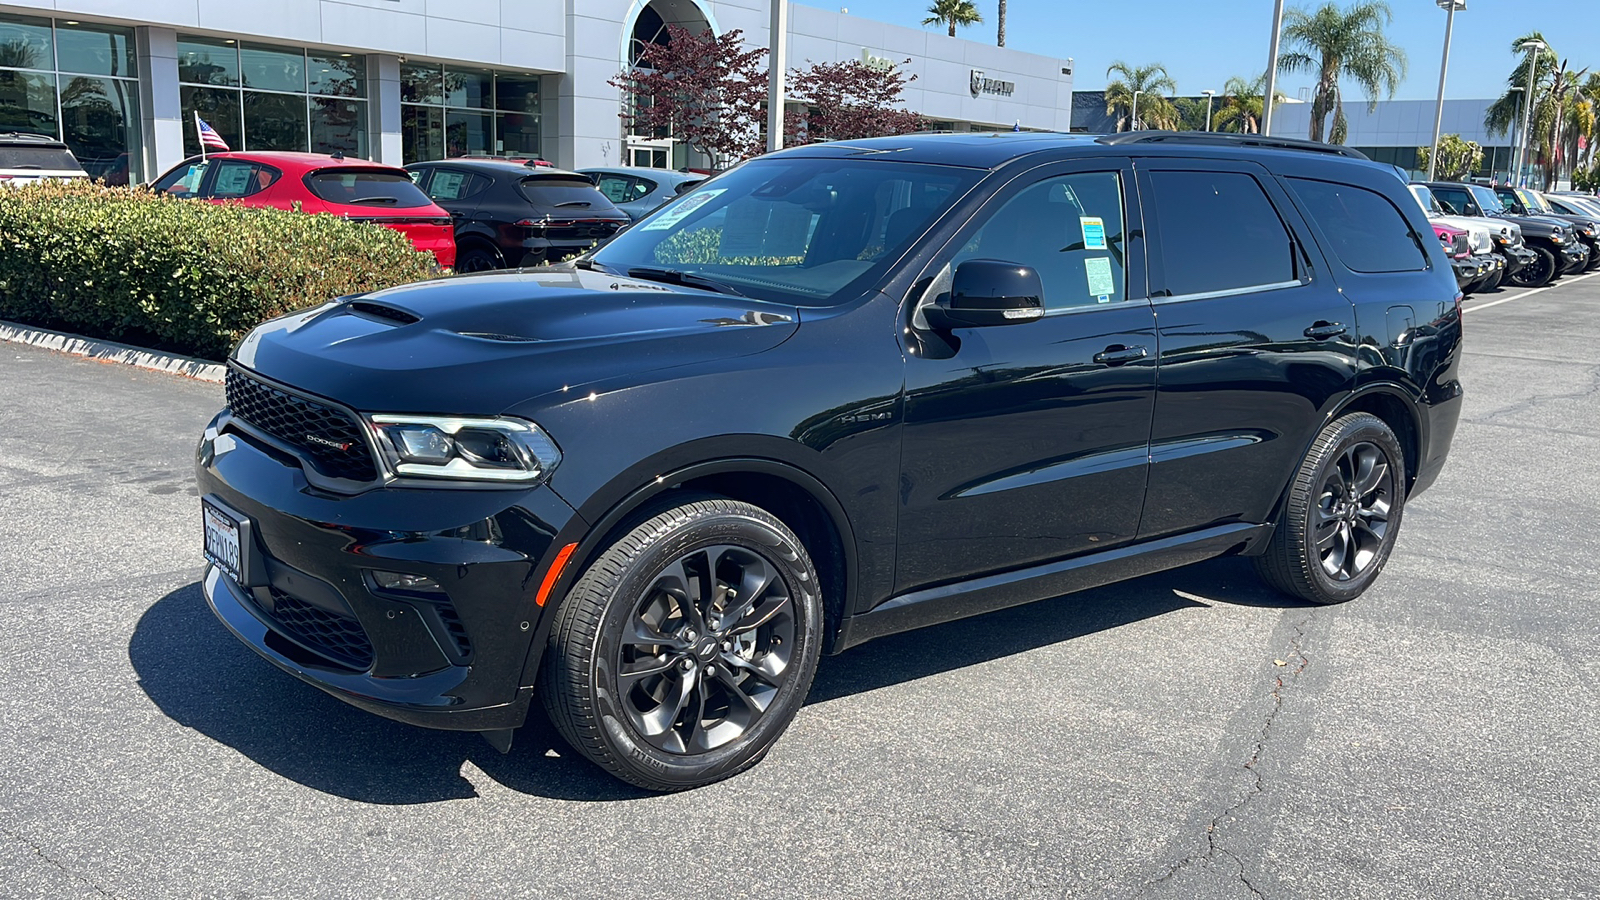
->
[197,133,1463,791]
[0,132,89,184]
[407,159,630,271]
[1424,181,1581,287]
[1493,186,1600,271]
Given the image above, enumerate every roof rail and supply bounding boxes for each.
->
[1096,131,1369,160]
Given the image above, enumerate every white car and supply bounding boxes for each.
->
[1409,183,1508,292]
[0,133,89,185]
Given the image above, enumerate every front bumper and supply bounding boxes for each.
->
[1498,244,1536,275]
[197,413,584,732]
[1558,241,1588,272]
[1449,257,1486,288]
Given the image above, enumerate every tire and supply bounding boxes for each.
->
[456,244,502,273]
[539,496,823,791]
[1509,245,1556,288]
[1254,413,1407,605]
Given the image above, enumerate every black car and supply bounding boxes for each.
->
[1493,186,1600,271]
[1424,181,1584,287]
[198,132,1462,791]
[406,159,629,271]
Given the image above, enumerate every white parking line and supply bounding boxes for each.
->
[1462,270,1600,314]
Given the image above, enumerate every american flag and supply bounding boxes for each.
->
[195,113,230,151]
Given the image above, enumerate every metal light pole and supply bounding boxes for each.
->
[1261,0,1287,136]
[1515,39,1546,187]
[1202,89,1215,131]
[1131,90,1143,131]
[766,0,789,152]
[1427,0,1464,181]
[1503,86,1523,183]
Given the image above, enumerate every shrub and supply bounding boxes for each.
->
[0,180,440,360]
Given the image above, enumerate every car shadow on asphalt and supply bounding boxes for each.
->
[129,557,1307,805]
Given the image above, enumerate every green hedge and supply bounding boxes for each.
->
[0,179,441,360]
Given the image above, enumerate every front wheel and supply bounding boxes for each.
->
[1254,413,1407,605]
[1509,245,1556,288]
[540,496,823,791]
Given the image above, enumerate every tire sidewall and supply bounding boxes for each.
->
[1300,417,1407,603]
[585,507,822,788]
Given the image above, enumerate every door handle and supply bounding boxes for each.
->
[1093,344,1148,365]
[1303,322,1348,340]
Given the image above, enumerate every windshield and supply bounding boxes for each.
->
[1518,189,1553,213]
[1408,184,1443,215]
[1468,185,1506,214]
[519,177,622,213]
[587,157,983,306]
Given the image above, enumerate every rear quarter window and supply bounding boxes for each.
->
[1289,178,1427,274]
[307,170,433,208]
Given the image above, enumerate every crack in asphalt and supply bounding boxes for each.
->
[1135,610,1315,900]
[2,825,120,899]
[1476,363,1600,425]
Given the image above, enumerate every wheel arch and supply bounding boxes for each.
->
[1332,384,1423,495]
[455,233,505,264]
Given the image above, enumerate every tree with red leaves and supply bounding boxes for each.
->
[610,25,769,169]
[786,58,924,145]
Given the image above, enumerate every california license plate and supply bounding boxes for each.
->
[202,500,243,584]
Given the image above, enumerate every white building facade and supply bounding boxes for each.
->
[0,0,1074,183]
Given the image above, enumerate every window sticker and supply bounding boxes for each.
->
[214,164,254,196]
[1085,256,1116,300]
[1080,216,1107,250]
[642,188,726,230]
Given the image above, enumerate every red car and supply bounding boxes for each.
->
[150,151,455,268]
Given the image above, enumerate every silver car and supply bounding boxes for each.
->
[578,166,705,221]
[0,133,89,185]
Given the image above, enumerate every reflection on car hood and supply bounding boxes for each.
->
[233,266,801,415]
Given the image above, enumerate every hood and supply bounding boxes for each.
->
[1493,213,1567,238]
[1433,215,1493,253]
[233,267,800,415]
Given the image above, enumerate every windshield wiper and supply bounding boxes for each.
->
[626,267,746,296]
[347,196,399,205]
[573,258,618,274]
[554,200,592,208]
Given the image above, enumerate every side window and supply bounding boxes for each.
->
[152,160,208,196]
[210,161,277,199]
[1288,178,1427,274]
[1432,186,1473,215]
[629,177,657,201]
[426,169,485,202]
[1148,170,1295,296]
[953,171,1127,311]
[594,174,634,204]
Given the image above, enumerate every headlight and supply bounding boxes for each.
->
[368,414,561,483]
[1552,234,1566,244]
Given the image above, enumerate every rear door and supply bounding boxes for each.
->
[1135,157,1357,539]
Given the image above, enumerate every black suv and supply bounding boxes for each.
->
[198,133,1463,791]
[406,159,630,271]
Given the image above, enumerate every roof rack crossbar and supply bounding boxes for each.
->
[1096,131,1369,160]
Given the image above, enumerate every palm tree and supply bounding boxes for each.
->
[923,0,982,38]
[1104,62,1178,132]
[1277,1,1407,144]
[997,0,1007,47]
[1484,35,1592,188]
[1210,73,1286,134]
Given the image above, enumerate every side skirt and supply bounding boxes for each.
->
[835,522,1272,651]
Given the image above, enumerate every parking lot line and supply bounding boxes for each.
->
[1463,271,1600,314]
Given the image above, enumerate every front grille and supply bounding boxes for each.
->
[268,588,374,670]
[225,367,377,483]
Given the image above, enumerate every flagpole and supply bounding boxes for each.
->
[195,112,206,162]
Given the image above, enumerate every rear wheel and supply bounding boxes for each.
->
[1509,245,1556,288]
[456,245,502,273]
[540,496,823,791]
[1255,413,1406,605]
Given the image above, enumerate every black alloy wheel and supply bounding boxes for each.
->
[1255,413,1407,605]
[1509,246,1555,288]
[540,496,822,791]
[456,245,503,273]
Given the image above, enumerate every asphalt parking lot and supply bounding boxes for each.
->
[3,275,1598,900]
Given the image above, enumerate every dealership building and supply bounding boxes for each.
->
[0,1,1074,184]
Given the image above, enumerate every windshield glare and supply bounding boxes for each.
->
[1518,189,1552,213]
[588,158,982,305]
[1469,185,1505,214]
[1409,185,1443,214]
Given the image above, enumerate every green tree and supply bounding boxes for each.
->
[1104,61,1178,132]
[1483,35,1593,188]
[1277,1,1407,144]
[922,0,982,38]
[1211,73,1285,134]
[1417,134,1484,181]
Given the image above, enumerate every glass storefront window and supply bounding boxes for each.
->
[239,43,305,93]
[311,97,367,157]
[402,64,542,163]
[0,14,141,182]
[177,35,366,158]
[177,37,239,87]
[242,91,307,151]
[55,22,137,78]
[309,54,363,97]
[180,85,242,156]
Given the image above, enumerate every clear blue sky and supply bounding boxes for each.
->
[798,0,1598,101]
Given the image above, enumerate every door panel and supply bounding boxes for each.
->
[895,161,1157,594]
[1135,159,1357,539]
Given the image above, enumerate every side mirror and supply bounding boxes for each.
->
[925,259,1045,329]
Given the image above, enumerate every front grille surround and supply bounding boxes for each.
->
[225,366,379,485]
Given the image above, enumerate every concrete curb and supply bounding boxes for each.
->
[0,320,226,383]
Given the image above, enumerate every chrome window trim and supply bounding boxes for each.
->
[1152,280,1306,305]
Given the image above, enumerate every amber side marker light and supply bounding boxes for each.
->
[536,542,579,606]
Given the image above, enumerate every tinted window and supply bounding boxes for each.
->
[518,177,619,213]
[209,160,279,198]
[0,145,81,170]
[1289,178,1427,274]
[152,160,208,195]
[1430,185,1473,215]
[424,169,487,202]
[1148,171,1295,296]
[954,171,1127,311]
[306,170,432,208]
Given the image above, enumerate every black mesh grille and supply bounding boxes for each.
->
[268,588,374,670]
[225,368,377,483]
[436,602,472,658]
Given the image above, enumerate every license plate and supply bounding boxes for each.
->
[203,500,243,584]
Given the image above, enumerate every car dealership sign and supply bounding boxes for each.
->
[970,70,1015,98]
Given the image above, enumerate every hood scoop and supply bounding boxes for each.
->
[348,300,421,325]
